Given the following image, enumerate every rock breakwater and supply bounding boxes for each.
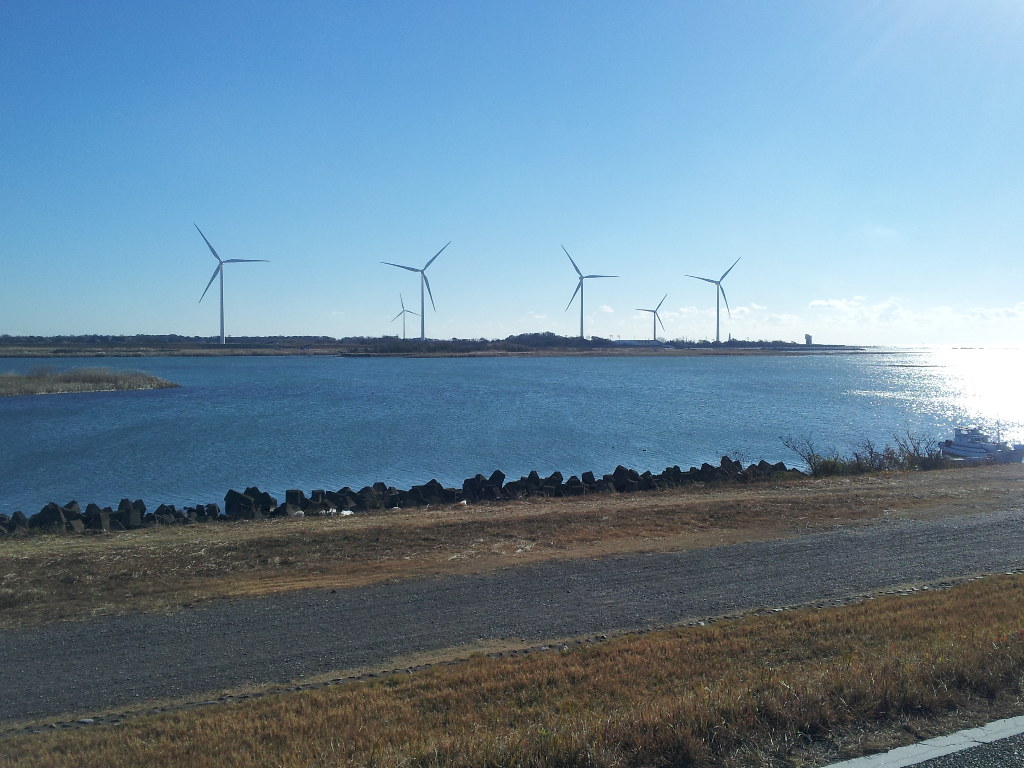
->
[1,456,802,538]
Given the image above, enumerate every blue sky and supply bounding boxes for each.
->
[2,1,1022,346]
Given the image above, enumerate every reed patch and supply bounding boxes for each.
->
[0,366,177,396]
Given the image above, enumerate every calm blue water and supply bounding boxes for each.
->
[1,350,1020,514]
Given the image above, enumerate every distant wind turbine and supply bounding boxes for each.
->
[382,242,451,341]
[391,294,420,340]
[563,246,617,340]
[686,257,741,343]
[637,294,668,342]
[195,224,269,345]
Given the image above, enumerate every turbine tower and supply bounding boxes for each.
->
[563,246,617,340]
[196,224,269,345]
[685,257,741,343]
[637,294,667,342]
[391,294,419,340]
[382,241,451,341]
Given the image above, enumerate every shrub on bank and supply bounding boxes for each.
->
[783,432,955,476]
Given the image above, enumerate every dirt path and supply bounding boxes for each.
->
[3,504,1023,726]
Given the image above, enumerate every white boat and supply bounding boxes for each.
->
[940,426,1024,463]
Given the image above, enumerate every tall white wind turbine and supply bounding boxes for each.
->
[382,241,451,341]
[563,246,617,340]
[391,294,420,340]
[637,294,667,342]
[685,257,741,343]
[196,224,269,345]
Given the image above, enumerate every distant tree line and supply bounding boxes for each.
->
[0,333,849,353]
[0,332,616,353]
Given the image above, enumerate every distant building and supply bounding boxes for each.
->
[805,334,812,345]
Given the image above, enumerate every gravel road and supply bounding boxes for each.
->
[3,506,1023,725]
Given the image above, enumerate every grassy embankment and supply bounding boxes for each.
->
[3,574,1023,767]
[3,465,1022,766]
[0,366,177,396]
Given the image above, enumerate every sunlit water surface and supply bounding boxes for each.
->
[0,348,1019,513]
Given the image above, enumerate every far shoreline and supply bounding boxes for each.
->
[0,335,879,359]
[0,347,874,359]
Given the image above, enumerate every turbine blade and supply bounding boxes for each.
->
[391,310,404,322]
[656,312,666,332]
[381,262,420,273]
[720,285,732,316]
[562,246,583,277]
[423,241,451,271]
[720,257,741,281]
[194,224,222,263]
[565,280,582,311]
[222,258,269,264]
[686,274,717,285]
[655,294,667,311]
[423,273,436,311]
[584,274,617,279]
[199,264,221,303]
[400,295,406,311]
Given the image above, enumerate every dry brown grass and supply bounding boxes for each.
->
[0,366,177,396]
[3,463,1022,629]
[3,573,1023,767]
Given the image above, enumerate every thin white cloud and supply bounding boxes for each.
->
[963,302,1024,322]
[808,296,912,324]
[675,305,713,317]
[804,296,1024,345]
[762,312,803,327]
[862,222,899,239]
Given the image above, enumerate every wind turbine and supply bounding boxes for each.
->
[196,224,269,345]
[563,246,617,340]
[391,294,419,340]
[382,241,451,341]
[685,257,741,343]
[637,294,667,343]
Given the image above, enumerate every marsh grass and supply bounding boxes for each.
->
[0,366,177,396]
[3,575,1023,767]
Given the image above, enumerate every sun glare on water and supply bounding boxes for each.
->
[925,347,1024,442]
